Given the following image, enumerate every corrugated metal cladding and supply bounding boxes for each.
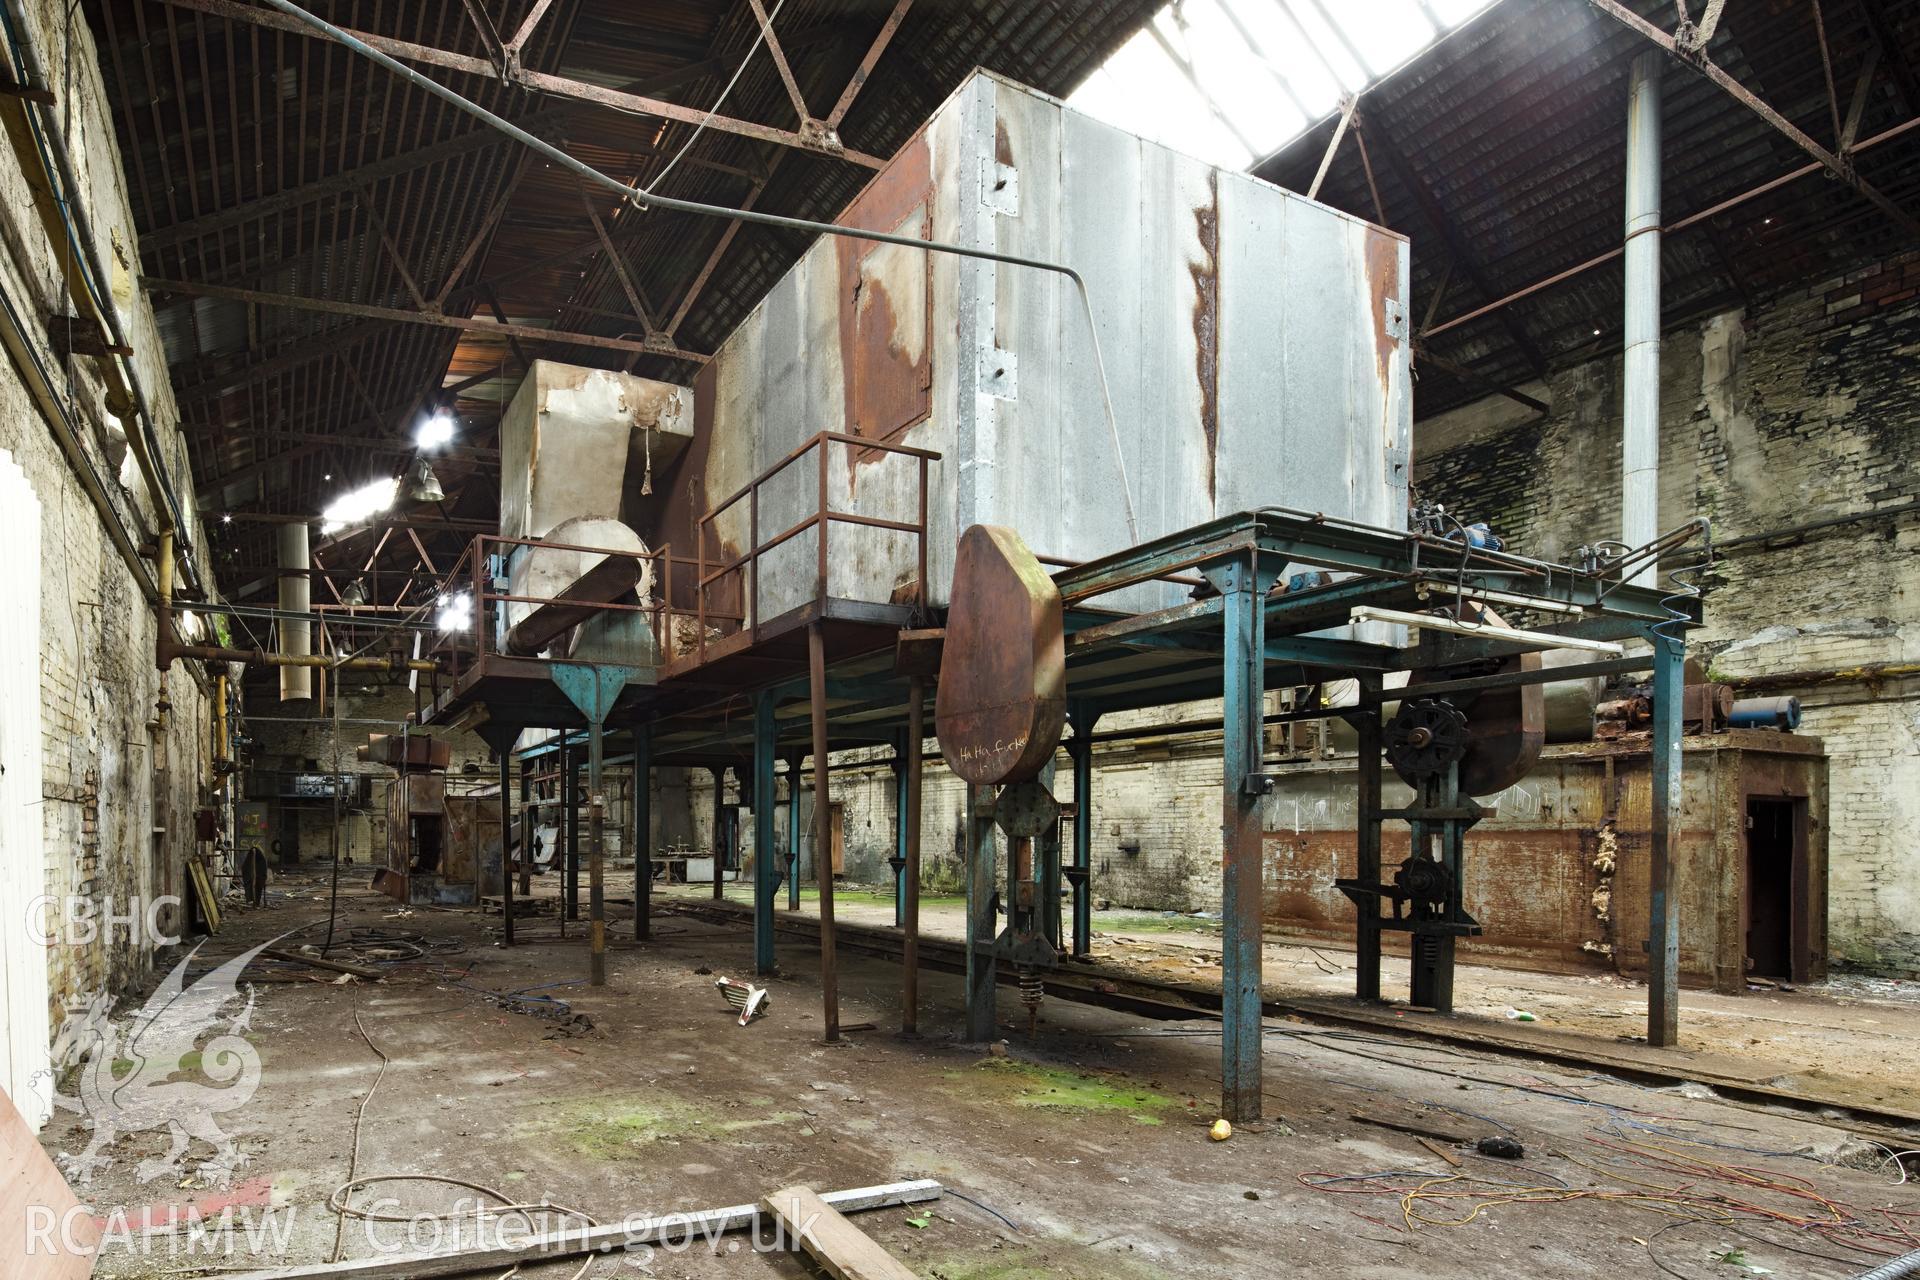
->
[691,71,1412,622]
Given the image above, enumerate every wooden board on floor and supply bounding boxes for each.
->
[763,1184,919,1280]
[187,855,221,933]
[1,1087,96,1278]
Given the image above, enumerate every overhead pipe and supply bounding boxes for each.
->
[0,232,153,601]
[165,642,435,674]
[1623,52,1663,585]
[277,523,314,702]
[254,0,1142,544]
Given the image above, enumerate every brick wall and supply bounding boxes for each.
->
[0,0,217,1019]
[1414,255,1920,975]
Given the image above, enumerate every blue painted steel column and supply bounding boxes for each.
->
[1067,704,1099,958]
[964,782,999,1042]
[1648,630,1684,1046]
[752,694,778,974]
[1212,550,1274,1126]
[784,754,804,909]
[633,726,651,941]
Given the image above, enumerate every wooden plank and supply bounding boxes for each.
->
[763,1185,920,1280]
[223,1179,941,1279]
[1,1088,97,1279]
[1418,1136,1463,1167]
[1347,1110,1470,1145]
[187,856,221,933]
[504,553,643,656]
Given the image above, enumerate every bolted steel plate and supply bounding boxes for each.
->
[936,525,1066,786]
[994,779,1062,838]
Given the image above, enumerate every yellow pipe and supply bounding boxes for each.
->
[167,642,436,673]
[214,672,229,766]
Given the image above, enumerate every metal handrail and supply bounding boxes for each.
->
[690,430,938,664]
[427,431,939,676]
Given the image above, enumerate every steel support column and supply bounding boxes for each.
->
[889,741,909,927]
[784,753,804,909]
[1067,703,1099,958]
[586,723,607,985]
[1648,630,1684,1046]
[1208,550,1278,1126]
[549,665,633,988]
[711,766,728,901]
[501,751,515,945]
[902,674,925,1036]
[1037,764,1063,950]
[475,722,521,947]
[633,726,651,942]
[753,694,778,975]
[518,751,531,897]
[1351,675,1384,1001]
[561,739,578,927]
[964,782,999,1043]
[807,624,841,1040]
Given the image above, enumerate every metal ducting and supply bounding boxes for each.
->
[1622,51,1662,584]
[277,522,313,702]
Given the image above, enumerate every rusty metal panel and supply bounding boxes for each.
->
[935,526,1066,784]
[1261,736,1828,991]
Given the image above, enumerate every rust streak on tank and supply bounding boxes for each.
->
[1191,172,1221,505]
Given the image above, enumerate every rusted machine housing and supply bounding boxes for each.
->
[1265,730,1828,992]
[370,734,503,906]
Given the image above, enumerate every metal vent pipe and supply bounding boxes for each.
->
[1623,51,1663,584]
[277,523,314,701]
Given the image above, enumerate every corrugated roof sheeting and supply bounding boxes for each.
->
[1256,0,1920,417]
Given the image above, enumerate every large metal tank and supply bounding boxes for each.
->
[665,70,1412,622]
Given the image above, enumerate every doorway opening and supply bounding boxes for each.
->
[1746,797,1804,981]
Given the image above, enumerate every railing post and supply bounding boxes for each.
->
[749,481,760,643]
[917,454,929,612]
[471,536,487,664]
[696,522,708,663]
[816,434,829,608]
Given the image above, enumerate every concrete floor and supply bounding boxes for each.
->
[43,868,1920,1279]
[663,877,1920,1108]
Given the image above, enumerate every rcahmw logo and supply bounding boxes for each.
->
[33,935,286,1184]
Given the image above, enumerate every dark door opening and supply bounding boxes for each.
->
[411,815,445,875]
[1746,798,1802,981]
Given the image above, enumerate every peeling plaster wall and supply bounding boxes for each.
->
[1415,258,1920,975]
[0,0,215,1022]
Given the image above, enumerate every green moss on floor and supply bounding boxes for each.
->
[946,1059,1175,1125]
[927,1250,1174,1280]
[522,1091,794,1160]
[1099,912,1222,936]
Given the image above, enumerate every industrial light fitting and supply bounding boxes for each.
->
[405,457,444,502]
[416,410,456,451]
[341,578,368,607]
